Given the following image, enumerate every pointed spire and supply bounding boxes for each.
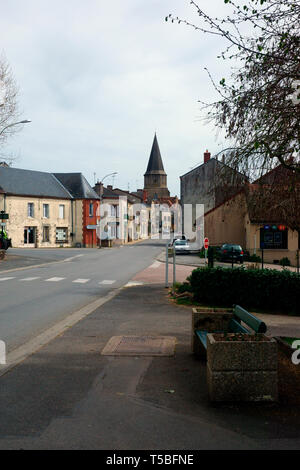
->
[145,133,166,174]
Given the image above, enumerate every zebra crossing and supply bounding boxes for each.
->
[0,276,116,286]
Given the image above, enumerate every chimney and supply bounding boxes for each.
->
[143,189,148,202]
[94,181,104,197]
[107,185,113,190]
[204,150,211,164]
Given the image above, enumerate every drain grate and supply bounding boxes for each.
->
[101,335,176,356]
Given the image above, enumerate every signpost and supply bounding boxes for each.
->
[204,237,209,265]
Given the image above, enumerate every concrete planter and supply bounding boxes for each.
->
[191,307,233,356]
[207,333,278,402]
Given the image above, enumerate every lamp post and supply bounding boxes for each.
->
[0,119,31,137]
[97,172,118,249]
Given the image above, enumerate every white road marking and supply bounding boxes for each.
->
[125,281,144,287]
[0,277,15,281]
[45,277,65,282]
[73,278,90,284]
[99,280,116,285]
[19,277,40,281]
[63,254,84,262]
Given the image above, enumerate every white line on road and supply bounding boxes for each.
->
[73,279,90,284]
[45,277,66,282]
[63,254,84,262]
[99,280,116,285]
[125,281,144,287]
[19,277,40,281]
[0,277,16,281]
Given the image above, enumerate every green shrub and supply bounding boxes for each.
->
[187,266,300,315]
[279,257,291,267]
[176,281,193,294]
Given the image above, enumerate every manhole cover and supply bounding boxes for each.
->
[101,335,176,356]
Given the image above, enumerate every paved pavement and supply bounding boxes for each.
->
[0,243,299,450]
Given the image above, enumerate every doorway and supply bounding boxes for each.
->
[24,227,36,246]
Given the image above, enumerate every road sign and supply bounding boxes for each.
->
[0,213,8,220]
[204,237,209,250]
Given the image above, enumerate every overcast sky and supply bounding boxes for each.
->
[0,0,231,196]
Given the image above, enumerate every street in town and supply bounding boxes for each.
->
[0,241,299,450]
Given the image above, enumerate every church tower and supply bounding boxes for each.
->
[144,134,170,200]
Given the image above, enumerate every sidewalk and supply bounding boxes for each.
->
[0,264,299,449]
[156,251,300,272]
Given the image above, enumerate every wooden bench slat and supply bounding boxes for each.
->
[228,318,250,334]
[196,330,207,348]
[233,304,267,333]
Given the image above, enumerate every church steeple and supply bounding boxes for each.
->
[145,133,166,174]
[144,134,170,200]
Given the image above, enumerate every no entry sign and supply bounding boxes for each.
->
[204,237,209,250]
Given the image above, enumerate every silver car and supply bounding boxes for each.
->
[173,239,190,253]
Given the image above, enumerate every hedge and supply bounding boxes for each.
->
[188,267,300,315]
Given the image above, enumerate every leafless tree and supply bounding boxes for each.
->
[166,0,300,179]
[0,54,21,149]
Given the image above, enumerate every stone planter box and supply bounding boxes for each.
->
[191,307,233,357]
[207,333,278,402]
[274,336,297,358]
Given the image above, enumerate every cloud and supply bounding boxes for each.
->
[0,0,231,195]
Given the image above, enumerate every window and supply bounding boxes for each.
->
[43,204,49,218]
[56,227,68,243]
[59,204,65,219]
[43,226,50,242]
[110,205,117,217]
[89,203,93,217]
[27,202,34,218]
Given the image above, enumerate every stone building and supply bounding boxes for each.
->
[180,150,247,231]
[0,166,73,248]
[0,166,100,248]
[93,183,149,245]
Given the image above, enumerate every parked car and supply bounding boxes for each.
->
[173,239,190,254]
[220,244,244,263]
[169,235,186,247]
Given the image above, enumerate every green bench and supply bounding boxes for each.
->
[195,304,267,351]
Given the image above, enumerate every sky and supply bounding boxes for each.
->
[0,0,231,197]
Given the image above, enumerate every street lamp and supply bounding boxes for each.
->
[100,172,117,183]
[0,119,31,136]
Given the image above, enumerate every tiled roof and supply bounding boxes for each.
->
[54,173,100,199]
[0,166,72,199]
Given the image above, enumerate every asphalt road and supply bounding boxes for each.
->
[0,240,164,353]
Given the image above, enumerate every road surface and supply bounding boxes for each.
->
[0,240,164,353]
